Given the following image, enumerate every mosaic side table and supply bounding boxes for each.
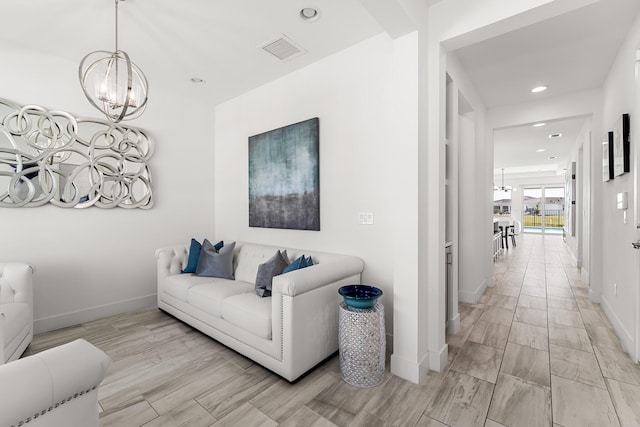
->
[338,301,385,387]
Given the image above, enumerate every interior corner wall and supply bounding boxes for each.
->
[598,11,640,358]
[213,34,400,338]
[0,43,216,333]
[457,111,482,301]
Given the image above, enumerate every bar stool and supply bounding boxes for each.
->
[508,220,522,247]
[498,225,509,250]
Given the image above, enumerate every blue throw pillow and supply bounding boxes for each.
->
[195,240,236,279]
[182,238,202,273]
[282,255,306,274]
[255,250,289,297]
[182,239,224,273]
[282,254,314,274]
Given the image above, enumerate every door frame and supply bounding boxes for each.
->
[633,48,640,363]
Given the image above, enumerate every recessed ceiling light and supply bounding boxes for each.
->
[300,7,320,22]
[190,77,205,85]
[533,122,546,127]
[536,149,546,152]
[548,156,557,160]
[548,133,562,138]
[531,85,548,93]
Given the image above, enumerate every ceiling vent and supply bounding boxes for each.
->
[259,34,306,61]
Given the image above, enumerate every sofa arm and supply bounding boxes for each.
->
[0,263,34,363]
[0,262,34,306]
[272,256,364,297]
[155,245,189,280]
[0,339,110,427]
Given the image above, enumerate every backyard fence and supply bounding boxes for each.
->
[523,210,564,229]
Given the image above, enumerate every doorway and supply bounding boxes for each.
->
[522,186,565,234]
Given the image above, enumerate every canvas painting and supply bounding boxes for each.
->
[248,117,320,231]
[613,113,630,177]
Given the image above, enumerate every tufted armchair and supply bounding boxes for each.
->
[0,262,34,364]
[0,339,110,427]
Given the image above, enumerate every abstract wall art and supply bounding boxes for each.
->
[248,117,319,231]
[613,113,630,177]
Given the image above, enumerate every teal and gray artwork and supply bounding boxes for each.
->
[249,117,319,230]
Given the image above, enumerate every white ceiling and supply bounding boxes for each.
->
[1,0,384,107]
[3,0,640,181]
[493,116,588,176]
[454,0,640,109]
[452,0,640,179]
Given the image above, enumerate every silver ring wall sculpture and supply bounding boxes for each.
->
[0,98,154,208]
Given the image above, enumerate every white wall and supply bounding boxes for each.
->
[0,42,216,333]
[214,34,399,338]
[599,12,640,358]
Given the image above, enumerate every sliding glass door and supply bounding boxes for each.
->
[523,186,565,234]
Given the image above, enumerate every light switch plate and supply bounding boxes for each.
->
[358,212,374,225]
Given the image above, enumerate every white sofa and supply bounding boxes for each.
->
[0,339,110,427]
[0,262,33,364]
[156,241,364,381]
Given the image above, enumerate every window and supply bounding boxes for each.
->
[493,190,512,217]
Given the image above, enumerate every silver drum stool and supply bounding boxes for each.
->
[338,301,385,387]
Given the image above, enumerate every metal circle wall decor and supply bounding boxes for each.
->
[0,98,154,209]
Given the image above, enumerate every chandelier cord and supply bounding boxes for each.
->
[115,0,119,52]
[114,0,119,90]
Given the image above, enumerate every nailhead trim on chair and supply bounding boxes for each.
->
[11,385,97,426]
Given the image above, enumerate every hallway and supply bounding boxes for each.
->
[439,234,640,426]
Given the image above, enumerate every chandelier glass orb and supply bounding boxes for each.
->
[79,0,148,123]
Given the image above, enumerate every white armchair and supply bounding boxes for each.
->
[0,262,34,364]
[0,339,110,427]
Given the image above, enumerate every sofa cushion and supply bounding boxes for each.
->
[195,240,235,279]
[187,280,254,318]
[221,293,272,340]
[255,250,288,297]
[162,274,219,302]
[0,303,30,347]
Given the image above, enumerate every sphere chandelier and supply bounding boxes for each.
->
[79,0,148,123]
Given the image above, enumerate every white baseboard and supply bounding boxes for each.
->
[34,294,157,334]
[589,288,601,304]
[581,267,590,284]
[390,352,430,384]
[600,296,636,359]
[458,279,487,304]
[429,342,448,373]
[390,342,447,384]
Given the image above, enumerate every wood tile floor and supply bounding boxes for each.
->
[26,234,640,426]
